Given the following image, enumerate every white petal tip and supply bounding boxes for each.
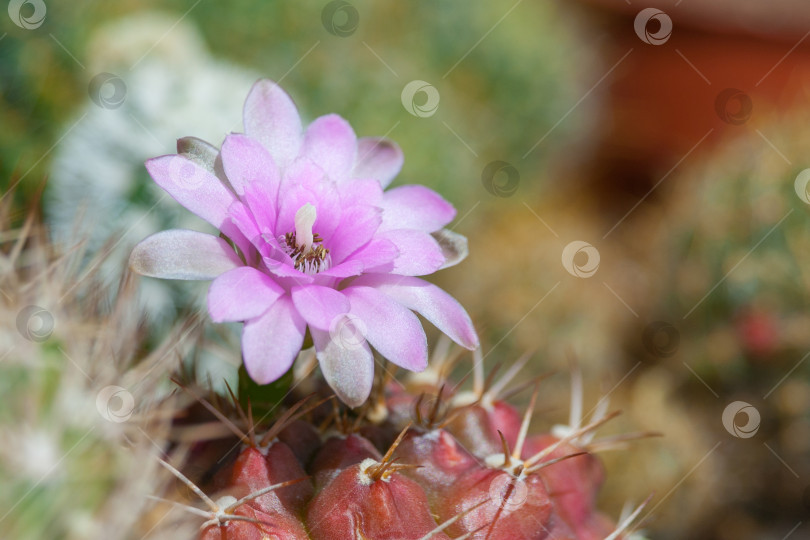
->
[432,229,469,269]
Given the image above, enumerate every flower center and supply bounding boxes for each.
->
[281,203,331,274]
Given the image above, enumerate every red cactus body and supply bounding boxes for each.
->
[308,433,382,488]
[277,420,322,466]
[488,400,524,447]
[443,404,503,458]
[521,435,605,532]
[160,359,647,540]
[437,466,553,539]
[199,503,309,540]
[228,444,312,516]
[306,460,449,540]
[393,427,477,502]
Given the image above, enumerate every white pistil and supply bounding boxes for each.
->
[280,203,330,274]
[294,203,317,252]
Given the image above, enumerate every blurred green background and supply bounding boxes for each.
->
[1,0,585,207]
[3,1,810,539]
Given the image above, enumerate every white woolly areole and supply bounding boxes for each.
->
[294,203,317,250]
[240,439,273,456]
[451,390,495,411]
[357,457,385,485]
[366,400,388,424]
[551,424,575,440]
[215,495,238,509]
[407,366,444,387]
[450,390,479,408]
[256,442,272,456]
[484,453,527,479]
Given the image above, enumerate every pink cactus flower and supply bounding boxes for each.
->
[130,79,478,406]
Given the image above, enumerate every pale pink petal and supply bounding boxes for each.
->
[242,181,279,236]
[318,259,364,279]
[311,327,374,407]
[228,199,287,264]
[327,205,382,264]
[346,238,398,272]
[228,201,261,246]
[353,137,404,188]
[243,79,302,167]
[275,158,341,242]
[338,178,383,207]
[146,155,237,229]
[242,296,305,384]
[303,114,357,182]
[351,274,478,350]
[262,257,315,285]
[220,134,281,198]
[208,267,284,323]
[376,229,445,276]
[291,285,349,331]
[343,286,428,372]
[129,229,242,280]
[379,185,456,232]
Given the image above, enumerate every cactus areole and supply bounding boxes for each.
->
[159,361,648,539]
